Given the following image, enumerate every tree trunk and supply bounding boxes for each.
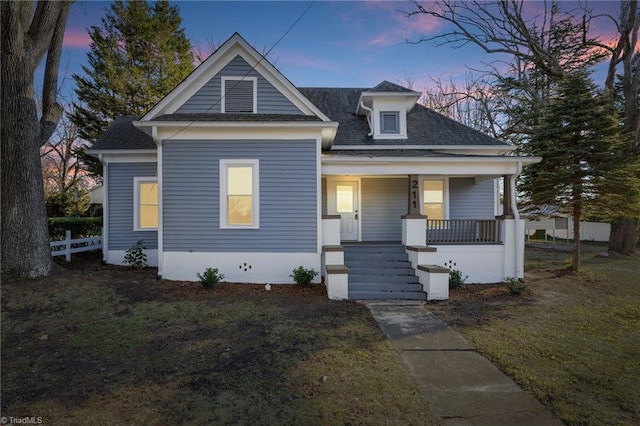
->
[1,61,54,277]
[0,1,71,278]
[572,206,581,273]
[609,218,638,255]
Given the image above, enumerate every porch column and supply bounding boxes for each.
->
[500,175,514,218]
[402,174,426,246]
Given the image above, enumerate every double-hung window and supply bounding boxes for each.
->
[220,159,259,228]
[423,180,445,220]
[134,177,158,230]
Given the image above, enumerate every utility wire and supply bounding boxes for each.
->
[163,1,316,141]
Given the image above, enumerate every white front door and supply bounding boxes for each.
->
[332,180,359,241]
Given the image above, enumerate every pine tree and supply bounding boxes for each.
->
[521,70,629,272]
[71,0,194,178]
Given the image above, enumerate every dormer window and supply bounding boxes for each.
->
[221,76,257,113]
[380,111,400,134]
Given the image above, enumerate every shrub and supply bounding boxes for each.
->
[123,240,147,268]
[504,277,528,296]
[197,268,225,289]
[449,269,468,290]
[290,266,318,286]
[48,217,103,240]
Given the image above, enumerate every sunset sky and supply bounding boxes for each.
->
[54,1,624,97]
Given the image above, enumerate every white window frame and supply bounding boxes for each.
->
[133,177,158,231]
[380,111,400,134]
[220,159,260,229]
[221,76,257,113]
[420,177,449,220]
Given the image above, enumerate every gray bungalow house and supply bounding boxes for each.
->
[88,33,539,301]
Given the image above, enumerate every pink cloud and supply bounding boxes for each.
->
[279,50,340,73]
[63,29,92,48]
[355,1,443,47]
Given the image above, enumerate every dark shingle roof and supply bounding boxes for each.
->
[298,87,510,147]
[324,149,461,158]
[91,116,154,150]
[369,80,418,93]
[93,86,510,151]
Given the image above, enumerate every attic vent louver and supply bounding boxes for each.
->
[380,111,399,134]
[222,77,256,113]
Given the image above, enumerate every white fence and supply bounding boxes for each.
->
[525,218,611,242]
[50,230,102,262]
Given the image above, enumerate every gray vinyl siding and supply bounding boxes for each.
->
[449,178,495,219]
[107,162,158,250]
[361,178,407,242]
[176,55,303,115]
[162,139,317,252]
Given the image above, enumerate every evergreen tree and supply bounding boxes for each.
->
[71,0,194,178]
[521,71,629,271]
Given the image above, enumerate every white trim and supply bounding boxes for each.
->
[221,76,257,113]
[321,156,540,176]
[156,145,164,277]
[330,144,516,151]
[316,137,323,254]
[219,159,260,229]
[162,251,321,283]
[102,157,109,261]
[133,177,159,231]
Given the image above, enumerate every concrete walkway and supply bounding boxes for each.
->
[363,301,564,426]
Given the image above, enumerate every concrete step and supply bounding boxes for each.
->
[346,260,413,268]
[344,252,409,261]
[349,274,421,284]
[349,282,424,292]
[343,245,406,254]
[349,290,427,301]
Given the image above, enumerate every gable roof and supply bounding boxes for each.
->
[139,32,331,123]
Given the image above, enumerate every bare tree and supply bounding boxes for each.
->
[1,1,73,277]
[407,0,640,253]
[40,104,93,216]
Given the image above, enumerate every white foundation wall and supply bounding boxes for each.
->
[429,245,506,284]
[161,251,321,283]
[107,250,159,267]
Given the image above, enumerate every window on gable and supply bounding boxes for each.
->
[220,159,259,228]
[380,111,400,134]
[222,77,257,113]
[134,177,158,231]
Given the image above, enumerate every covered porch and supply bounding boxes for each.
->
[320,152,533,300]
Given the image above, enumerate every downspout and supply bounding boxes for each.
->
[152,126,163,278]
[359,101,374,136]
[510,161,523,277]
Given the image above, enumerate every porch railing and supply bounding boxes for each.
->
[426,219,502,244]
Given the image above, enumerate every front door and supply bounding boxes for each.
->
[333,180,359,241]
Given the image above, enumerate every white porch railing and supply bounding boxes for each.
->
[426,219,502,244]
[50,229,102,262]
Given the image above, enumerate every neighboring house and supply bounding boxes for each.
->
[88,33,540,301]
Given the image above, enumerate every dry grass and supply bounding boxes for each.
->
[429,243,640,426]
[1,257,439,425]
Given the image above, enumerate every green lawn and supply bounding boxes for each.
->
[430,244,640,426]
[1,260,440,425]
